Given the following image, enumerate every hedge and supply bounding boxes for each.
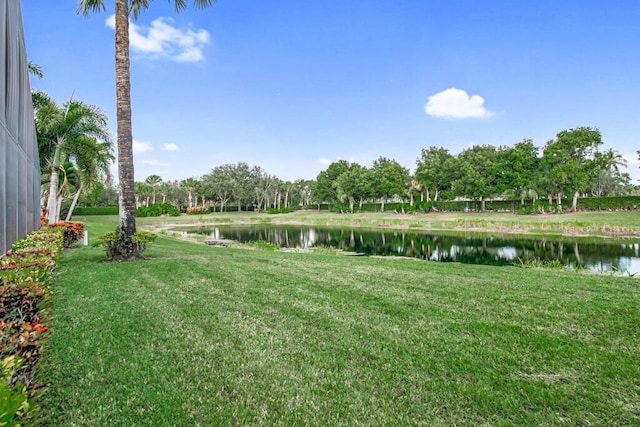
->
[72,206,119,216]
[317,196,640,213]
[135,203,180,217]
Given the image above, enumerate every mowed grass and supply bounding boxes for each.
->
[40,217,640,425]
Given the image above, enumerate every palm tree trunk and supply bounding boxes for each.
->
[46,143,63,224]
[110,0,142,261]
[46,166,60,224]
[65,182,83,221]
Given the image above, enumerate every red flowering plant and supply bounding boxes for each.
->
[47,221,85,248]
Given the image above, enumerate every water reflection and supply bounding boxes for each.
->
[180,225,640,274]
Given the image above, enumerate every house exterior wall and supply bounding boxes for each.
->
[0,1,40,254]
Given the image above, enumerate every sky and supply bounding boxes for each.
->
[21,0,640,184]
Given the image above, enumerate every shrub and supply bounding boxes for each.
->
[136,203,180,217]
[267,207,294,214]
[48,221,85,248]
[186,206,211,215]
[93,231,158,253]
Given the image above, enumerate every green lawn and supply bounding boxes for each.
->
[40,216,640,425]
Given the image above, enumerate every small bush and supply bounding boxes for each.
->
[47,222,85,248]
[186,206,211,215]
[93,231,158,253]
[267,207,294,214]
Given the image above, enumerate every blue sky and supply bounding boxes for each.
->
[21,0,640,183]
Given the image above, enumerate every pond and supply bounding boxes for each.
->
[177,225,640,275]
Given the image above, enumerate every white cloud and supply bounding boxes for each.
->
[319,158,332,165]
[133,140,153,153]
[142,159,168,166]
[105,15,210,62]
[425,88,494,119]
[163,143,180,151]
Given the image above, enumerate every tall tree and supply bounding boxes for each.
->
[415,147,457,202]
[201,164,235,212]
[315,160,351,204]
[452,145,499,211]
[336,163,371,213]
[78,0,215,261]
[370,157,409,212]
[35,97,111,223]
[542,127,603,212]
[496,139,539,204]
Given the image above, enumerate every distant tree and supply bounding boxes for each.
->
[370,157,409,212]
[496,139,539,204]
[589,149,628,198]
[294,179,314,207]
[145,174,163,204]
[415,147,457,201]
[336,164,371,212]
[315,160,350,204]
[134,181,153,207]
[404,178,424,206]
[202,164,235,211]
[452,145,499,211]
[227,162,254,211]
[542,127,603,212]
[181,177,202,209]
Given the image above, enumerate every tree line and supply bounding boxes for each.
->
[74,126,637,215]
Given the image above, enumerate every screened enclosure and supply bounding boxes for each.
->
[0,1,40,254]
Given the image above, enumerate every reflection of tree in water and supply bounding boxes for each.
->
[185,225,640,273]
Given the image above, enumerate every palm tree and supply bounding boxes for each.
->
[35,96,111,223]
[78,0,215,261]
[145,174,163,204]
[181,177,202,209]
[27,61,44,79]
